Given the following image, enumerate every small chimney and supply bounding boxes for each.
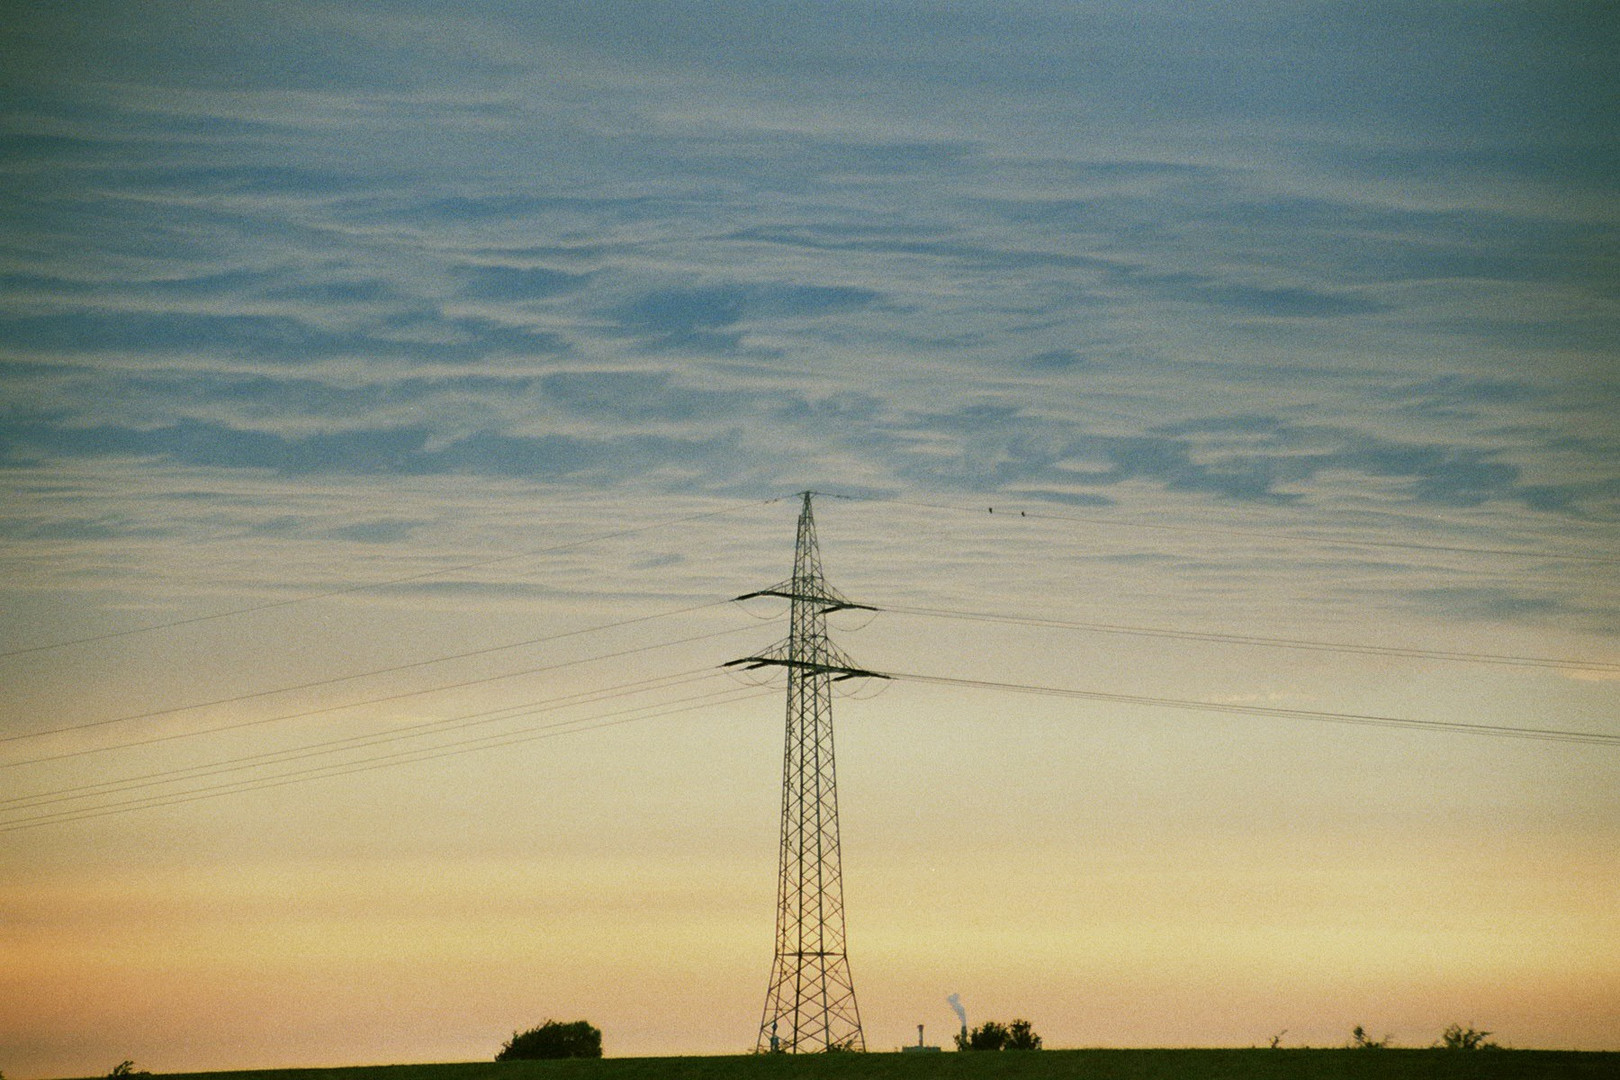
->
[901,1019,942,1053]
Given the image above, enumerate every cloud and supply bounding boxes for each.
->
[452,264,590,302]
[1340,443,1517,508]
[1379,375,1541,417]
[603,283,885,350]
[0,306,570,368]
[0,311,332,358]
[428,428,742,482]
[0,414,748,485]
[0,0,1613,637]
[727,221,1119,275]
[539,370,746,424]
[0,515,152,542]
[1125,272,1390,318]
[326,519,424,544]
[1405,586,1568,623]
[1021,349,1090,371]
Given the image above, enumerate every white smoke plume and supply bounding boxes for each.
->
[947,993,967,1026]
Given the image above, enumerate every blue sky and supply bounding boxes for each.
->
[2,2,1618,1073]
[5,4,1617,514]
[4,3,1616,624]
[3,1,1615,656]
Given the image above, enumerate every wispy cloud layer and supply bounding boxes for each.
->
[0,0,1615,682]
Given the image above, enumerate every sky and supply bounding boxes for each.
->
[2,1,1618,1073]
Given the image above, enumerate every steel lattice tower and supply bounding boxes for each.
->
[727,492,884,1053]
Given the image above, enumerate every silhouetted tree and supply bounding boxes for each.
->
[106,1063,151,1078]
[1005,1019,1042,1050]
[1438,1024,1498,1051]
[496,1019,603,1060]
[1351,1025,1391,1049]
[956,1021,1007,1050]
[955,1019,1041,1051]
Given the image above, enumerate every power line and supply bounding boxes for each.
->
[0,670,735,816]
[0,682,775,832]
[846,494,1620,566]
[1,622,760,769]
[1,668,726,812]
[884,671,1620,747]
[1,683,772,832]
[0,497,779,659]
[13,637,1609,832]
[0,598,737,747]
[9,489,1612,839]
[883,603,1619,673]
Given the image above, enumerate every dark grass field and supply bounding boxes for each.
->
[121,1050,1620,1080]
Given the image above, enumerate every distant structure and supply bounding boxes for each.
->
[728,492,885,1053]
[901,1024,942,1053]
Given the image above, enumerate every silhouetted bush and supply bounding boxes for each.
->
[956,1021,1006,1050]
[1351,1025,1392,1049]
[106,1063,151,1079]
[1438,1023,1499,1050]
[1005,1019,1042,1050]
[497,1019,602,1060]
[955,1019,1041,1051]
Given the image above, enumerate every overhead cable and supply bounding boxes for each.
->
[0,598,738,747]
[2,668,726,812]
[884,603,1619,673]
[0,683,774,832]
[884,671,1620,747]
[1,622,759,768]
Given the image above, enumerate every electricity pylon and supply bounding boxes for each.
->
[727,492,884,1053]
